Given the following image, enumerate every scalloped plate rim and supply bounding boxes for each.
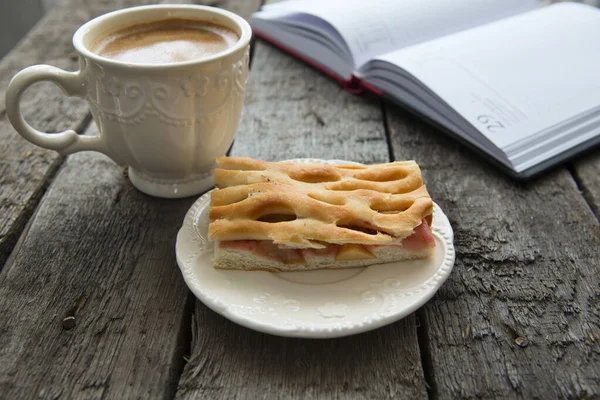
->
[175,158,455,338]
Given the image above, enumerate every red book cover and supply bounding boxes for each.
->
[252,29,383,97]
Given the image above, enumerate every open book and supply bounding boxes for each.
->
[251,1,600,178]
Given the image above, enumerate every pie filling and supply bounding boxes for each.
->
[219,218,435,264]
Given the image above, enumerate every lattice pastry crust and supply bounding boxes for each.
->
[208,157,433,249]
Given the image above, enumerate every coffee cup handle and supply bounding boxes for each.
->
[5,65,111,157]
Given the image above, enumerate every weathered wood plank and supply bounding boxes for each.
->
[0,0,260,398]
[0,0,119,268]
[228,48,388,163]
[572,154,600,220]
[0,124,196,399]
[175,41,428,400]
[386,106,600,399]
[0,0,196,268]
[179,308,426,400]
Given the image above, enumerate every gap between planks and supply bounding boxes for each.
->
[567,163,600,223]
[380,98,436,400]
[168,2,265,396]
[165,290,197,400]
[381,100,396,163]
[416,309,437,400]
[0,111,93,272]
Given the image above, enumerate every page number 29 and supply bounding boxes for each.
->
[477,115,504,132]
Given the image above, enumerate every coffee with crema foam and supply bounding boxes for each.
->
[92,19,239,64]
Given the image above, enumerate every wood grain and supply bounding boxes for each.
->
[178,308,426,400]
[386,106,600,399]
[175,41,429,400]
[229,45,388,163]
[0,124,196,399]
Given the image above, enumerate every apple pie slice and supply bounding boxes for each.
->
[208,157,435,272]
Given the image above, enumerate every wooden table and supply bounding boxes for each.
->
[1,1,599,398]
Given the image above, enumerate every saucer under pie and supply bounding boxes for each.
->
[208,157,435,272]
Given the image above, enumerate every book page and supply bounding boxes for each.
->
[369,3,600,153]
[258,0,538,69]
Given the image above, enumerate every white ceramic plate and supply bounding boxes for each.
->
[176,159,455,338]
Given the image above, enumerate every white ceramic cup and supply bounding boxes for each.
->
[5,5,251,198]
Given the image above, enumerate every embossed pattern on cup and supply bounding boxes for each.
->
[85,47,249,178]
